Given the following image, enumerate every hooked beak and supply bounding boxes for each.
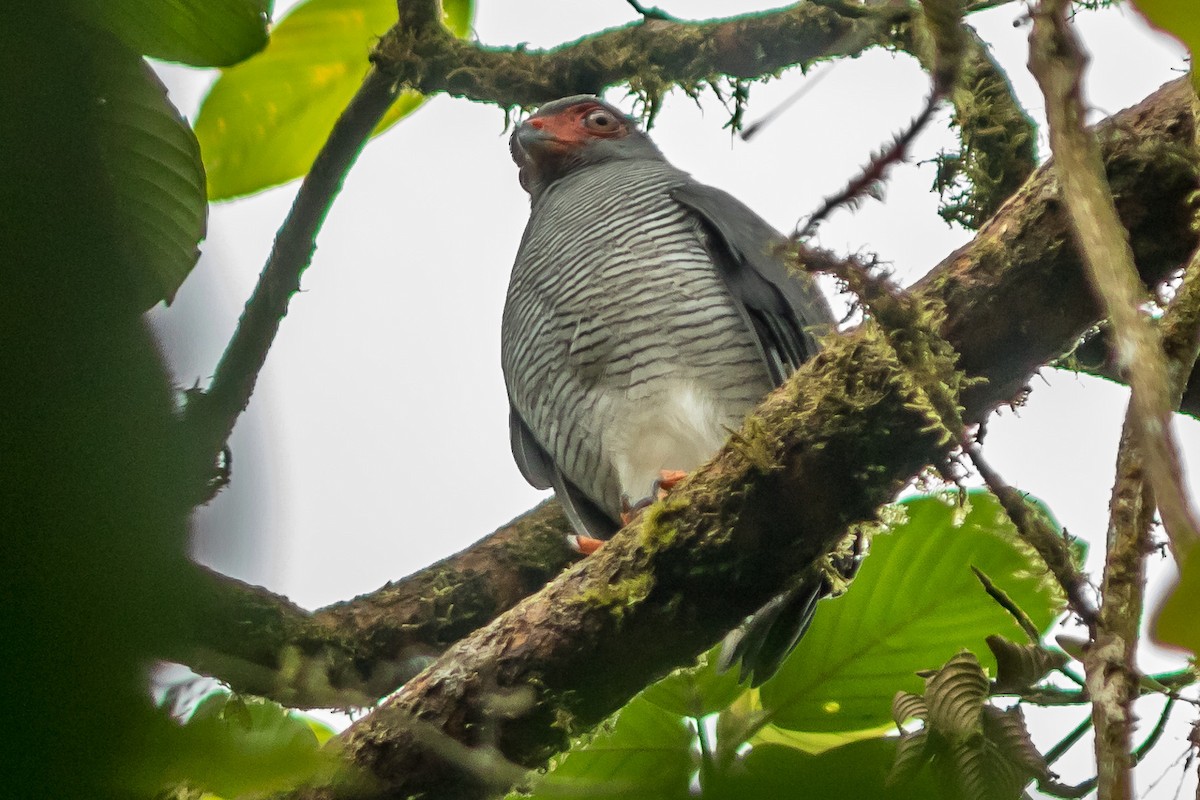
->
[513,120,562,158]
[511,119,566,161]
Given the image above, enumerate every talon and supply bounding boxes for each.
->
[569,535,605,555]
[620,495,654,526]
[655,469,689,498]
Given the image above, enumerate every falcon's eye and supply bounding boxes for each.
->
[582,107,621,134]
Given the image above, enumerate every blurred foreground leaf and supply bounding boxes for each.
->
[514,695,696,800]
[91,34,207,308]
[1152,551,1200,657]
[151,691,338,797]
[1131,0,1200,92]
[70,0,271,67]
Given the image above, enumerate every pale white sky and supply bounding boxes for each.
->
[153,2,1198,794]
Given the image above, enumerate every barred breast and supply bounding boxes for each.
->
[501,159,772,520]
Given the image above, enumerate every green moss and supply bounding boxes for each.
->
[497,515,573,572]
[926,35,1038,229]
[639,493,690,548]
[568,571,655,622]
[727,414,783,473]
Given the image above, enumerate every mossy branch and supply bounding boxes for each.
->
[927,28,1039,228]
[172,501,575,709]
[371,2,913,108]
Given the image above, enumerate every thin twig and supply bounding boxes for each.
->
[794,0,972,237]
[796,91,942,238]
[1138,696,1179,765]
[182,67,401,475]
[968,446,1098,628]
[1043,713,1092,766]
[972,565,1041,641]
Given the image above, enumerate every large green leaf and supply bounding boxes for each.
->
[641,648,746,718]
[756,491,1064,733]
[70,0,271,67]
[145,690,337,797]
[196,0,474,200]
[515,696,696,800]
[91,36,208,308]
[704,739,945,800]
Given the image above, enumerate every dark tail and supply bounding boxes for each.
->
[717,534,865,687]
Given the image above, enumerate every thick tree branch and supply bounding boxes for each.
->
[174,501,575,708]
[371,2,912,107]
[263,79,1199,800]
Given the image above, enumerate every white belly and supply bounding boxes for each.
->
[601,378,738,506]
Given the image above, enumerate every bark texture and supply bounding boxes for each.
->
[179,502,575,708]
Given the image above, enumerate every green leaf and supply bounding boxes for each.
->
[757,491,1064,733]
[1152,550,1200,657]
[705,739,946,800]
[154,691,336,797]
[985,634,1069,693]
[889,653,1049,800]
[924,651,988,738]
[196,0,474,200]
[69,0,271,67]
[1131,0,1200,93]
[517,696,696,800]
[750,719,896,755]
[641,647,747,718]
[91,36,207,308]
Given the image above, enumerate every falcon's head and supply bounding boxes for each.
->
[510,96,663,199]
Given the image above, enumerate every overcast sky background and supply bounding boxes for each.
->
[154,1,1198,793]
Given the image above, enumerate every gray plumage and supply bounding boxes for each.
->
[501,96,850,685]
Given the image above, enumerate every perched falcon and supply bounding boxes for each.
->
[502,95,846,684]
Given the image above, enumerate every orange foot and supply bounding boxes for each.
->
[655,469,689,499]
[568,535,605,555]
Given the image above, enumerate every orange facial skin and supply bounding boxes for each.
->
[525,102,629,151]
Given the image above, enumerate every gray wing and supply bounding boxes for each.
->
[508,405,617,540]
[671,182,834,386]
[674,182,854,685]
